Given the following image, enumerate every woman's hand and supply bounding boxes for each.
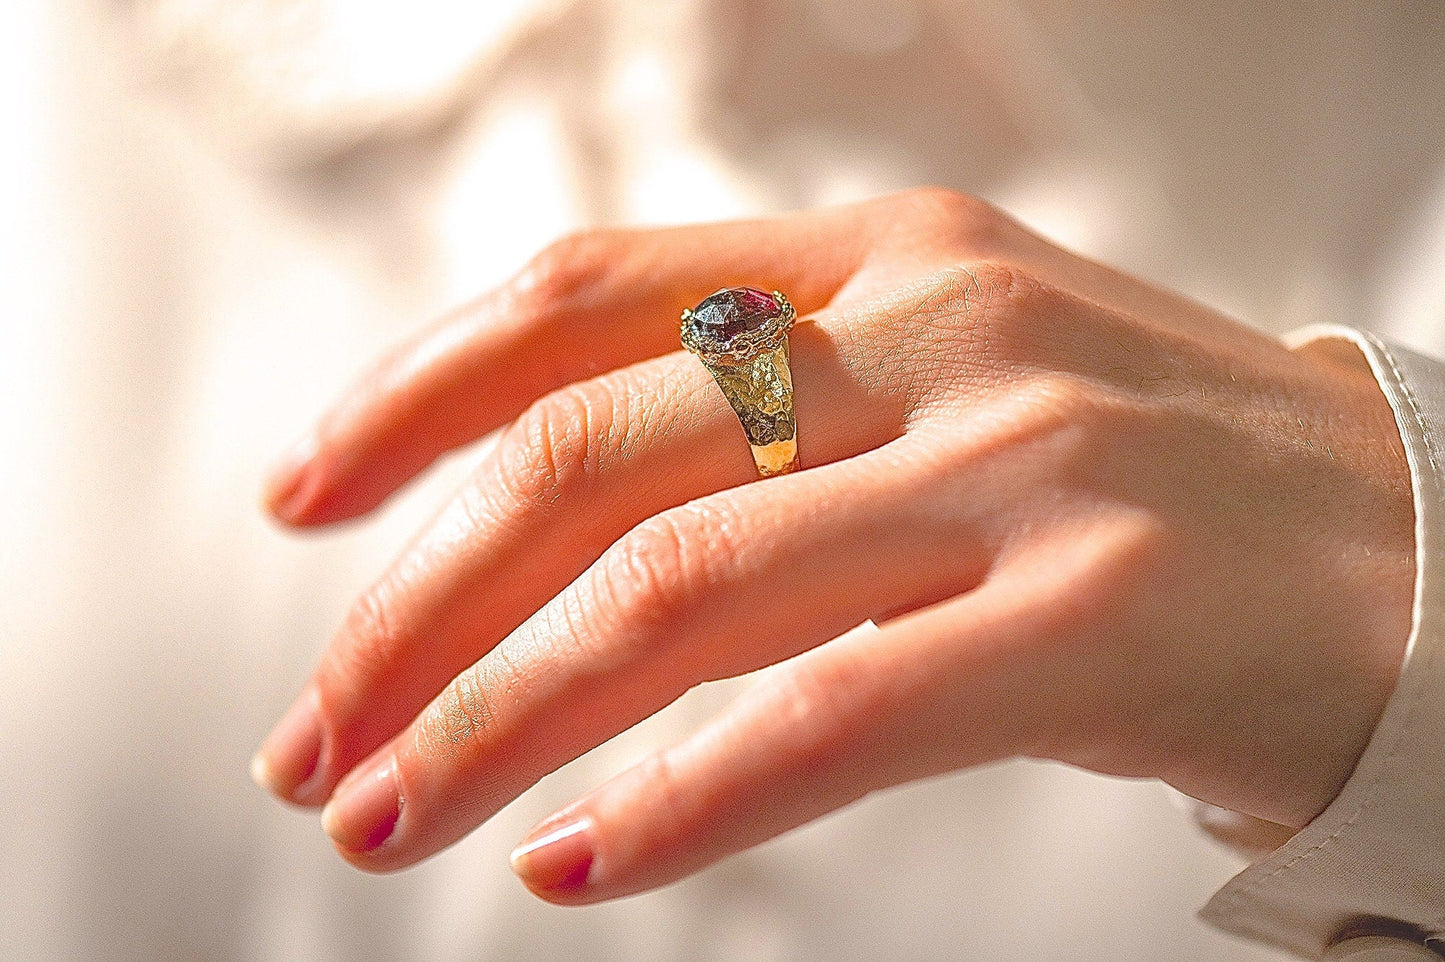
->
[251,189,1415,902]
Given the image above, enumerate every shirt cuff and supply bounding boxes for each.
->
[1196,324,1445,959]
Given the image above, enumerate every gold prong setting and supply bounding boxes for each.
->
[680,286,796,363]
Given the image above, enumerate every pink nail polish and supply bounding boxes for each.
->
[322,757,401,853]
[510,818,595,894]
[251,686,326,804]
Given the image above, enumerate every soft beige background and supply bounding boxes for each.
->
[2,1,1443,960]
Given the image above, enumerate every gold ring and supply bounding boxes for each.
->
[681,287,799,477]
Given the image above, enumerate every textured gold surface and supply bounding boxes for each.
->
[749,439,798,477]
[700,341,799,477]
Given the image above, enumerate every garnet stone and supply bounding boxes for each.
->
[692,287,784,342]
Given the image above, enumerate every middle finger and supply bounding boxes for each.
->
[324,434,992,870]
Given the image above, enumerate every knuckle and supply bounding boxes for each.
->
[513,229,623,311]
[915,372,1132,496]
[966,262,1077,361]
[630,749,689,826]
[976,374,1131,474]
[599,514,695,626]
[498,381,620,507]
[886,187,1016,257]
[1020,376,1121,459]
[537,590,604,666]
[424,663,503,756]
[777,668,840,729]
[969,260,1042,325]
[597,507,722,632]
[768,664,859,767]
[888,262,1032,350]
[1027,372,1116,427]
[324,581,409,694]
[892,185,981,223]
[891,261,1112,419]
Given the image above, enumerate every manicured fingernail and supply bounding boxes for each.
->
[322,756,400,853]
[510,818,595,894]
[264,433,320,523]
[251,686,326,803]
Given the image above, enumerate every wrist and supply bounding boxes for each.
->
[1285,336,1415,826]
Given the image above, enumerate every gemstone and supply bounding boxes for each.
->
[691,287,783,342]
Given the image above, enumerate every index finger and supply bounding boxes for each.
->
[264,208,878,527]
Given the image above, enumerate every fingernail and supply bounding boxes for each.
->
[510,818,595,894]
[251,686,326,804]
[322,756,401,853]
[264,433,320,523]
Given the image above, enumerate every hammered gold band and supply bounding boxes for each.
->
[698,341,799,477]
[680,288,800,479]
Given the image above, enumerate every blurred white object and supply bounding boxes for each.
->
[112,0,570,161]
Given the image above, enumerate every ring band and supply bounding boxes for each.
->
[680,287,799,477]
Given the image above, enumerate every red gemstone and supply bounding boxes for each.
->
[692,287,782,342]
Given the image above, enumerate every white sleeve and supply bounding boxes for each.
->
[1195,325,1445,960]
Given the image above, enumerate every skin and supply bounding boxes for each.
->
[251,188,1415,903]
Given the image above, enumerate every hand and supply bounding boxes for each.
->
[251,188,1414,902]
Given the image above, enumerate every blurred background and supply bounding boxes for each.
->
[2,1,1443,959]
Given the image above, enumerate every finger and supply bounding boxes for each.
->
[264,208,881,528]
[509,557,1076,904]
[316,438,995,870]
[251,315,908,807]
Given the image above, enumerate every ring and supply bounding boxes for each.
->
[681,286,799,477]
